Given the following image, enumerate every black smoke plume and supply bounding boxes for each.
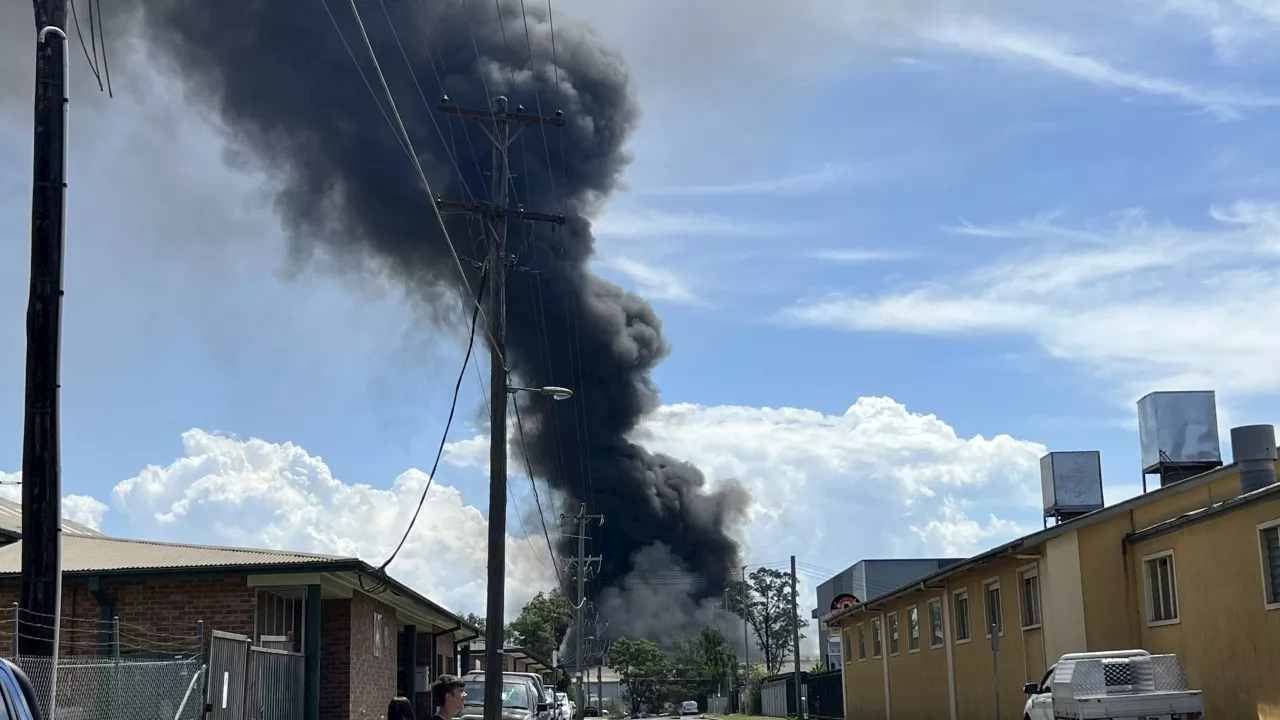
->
[106,0,749,643]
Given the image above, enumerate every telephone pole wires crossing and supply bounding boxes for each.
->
[563,502,603,714]
[435,94,566,720]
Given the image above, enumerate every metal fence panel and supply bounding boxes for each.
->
[804,670,844,720]
[208,632,252,720]
[245,647,304,720]
[16,655,205,720]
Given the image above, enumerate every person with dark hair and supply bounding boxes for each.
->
[388,697,415,720]
[431,674,467,720]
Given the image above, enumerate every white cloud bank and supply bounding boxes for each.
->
[2,396,1046,623]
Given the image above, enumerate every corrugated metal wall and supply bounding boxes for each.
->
[759,678,790,717]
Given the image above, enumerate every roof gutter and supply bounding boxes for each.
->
[827,540,1023,624]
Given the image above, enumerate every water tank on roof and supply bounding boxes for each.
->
[1040,451,1104,526]
[1137,391,1223,487]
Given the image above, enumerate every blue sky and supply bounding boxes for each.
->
[3,0,1280,632]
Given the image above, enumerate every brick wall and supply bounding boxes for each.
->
[0,575,253,656]
[348,592,397,720]
[321,599,352,720]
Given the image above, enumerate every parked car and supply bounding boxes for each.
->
[458,673,551,720]
[541,688,561,720]
[679,701,698,716]
[1023,650,1203,720]
[555,692,573,720]
[0,659,43,720]
[583,706,600,718]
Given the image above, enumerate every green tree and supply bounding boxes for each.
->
[667,626,737,704]
[463,612,516,645]
[725,567,808,674]
[607,636,671,713]
[507,589,570,663]
[808,658,830,673]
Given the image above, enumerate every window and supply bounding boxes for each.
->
[856,623,866,661]
[1143,550,1179,625]
[1261,520,1280,609]
[1018,565,1042,629]
[928,598,944,648]
[906,606,920,652]
[372,611,384,657]
[887,613,900,656]
[952,589,971,643]
[841,628,853,664]
[983,579,1003,637]
[871,618,883,658]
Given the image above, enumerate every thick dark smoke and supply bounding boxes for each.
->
[108,0,749,643]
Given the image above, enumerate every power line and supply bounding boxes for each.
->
[375,267,488,573]
[319,0,502,358]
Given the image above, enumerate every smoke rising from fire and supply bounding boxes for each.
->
[102,0,749,643]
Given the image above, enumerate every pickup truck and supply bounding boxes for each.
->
[1023,650,1203,720]
[0,658,44,720]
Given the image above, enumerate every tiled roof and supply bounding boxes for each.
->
[0,534,353,574]
[0,497,103,539]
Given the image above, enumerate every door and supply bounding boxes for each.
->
[1027,666,1055,720]
[207,631,252,720]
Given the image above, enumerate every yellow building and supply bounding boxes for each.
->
[830,398,1280,720]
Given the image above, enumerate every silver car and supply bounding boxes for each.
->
[457,674,551,720]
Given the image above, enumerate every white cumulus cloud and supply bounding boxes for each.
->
[0,471,110,531]
[107,429,556,620]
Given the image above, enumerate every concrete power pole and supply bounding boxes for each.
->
[790,556,804,720]
[22,0,69,684]
[437,95,565,720]
[740,565,749,713]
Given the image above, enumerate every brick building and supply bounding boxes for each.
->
[0,534,478,720]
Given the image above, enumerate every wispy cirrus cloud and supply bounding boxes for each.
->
[924,19,1279,119]
[600,257,701,305]
[809,248,913,263]
[638,163,857,197]
[783,202,1280,398]
[592,209,793,239]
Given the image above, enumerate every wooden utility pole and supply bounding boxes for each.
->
[740,565,749,713]
[563,503,601,717]
[21,0,69,676]
[436,94,565,720]
[790,556,804,720]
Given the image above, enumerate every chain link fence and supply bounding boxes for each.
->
[16,655,206,720]
[6,606,208,720]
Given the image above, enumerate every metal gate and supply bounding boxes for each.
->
[207,631,251,720]
[245,646,304,720]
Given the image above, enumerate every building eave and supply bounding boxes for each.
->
[828,460,1242,624]
[1125,481,1280,544]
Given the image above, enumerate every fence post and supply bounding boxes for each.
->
[197,621,204,657]
[112,617,120,661]
[10,602,17,659]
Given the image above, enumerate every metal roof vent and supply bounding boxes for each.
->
[1231,424,1277,494]
[1041,451,1104,527]
[1137,391,1223,490]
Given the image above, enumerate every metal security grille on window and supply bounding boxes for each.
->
[1263,526,1280,604]
[954,597,970,641]
[907,608,919,651]
[856,627,866,660]
[929,602,943,646]
[985,586,1002,634]
[872,621,882,657]
[1021,574,1041,627]
[1145,556,1178,622]
[888,616,899,654]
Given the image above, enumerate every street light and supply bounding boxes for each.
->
[507,385,574,401]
